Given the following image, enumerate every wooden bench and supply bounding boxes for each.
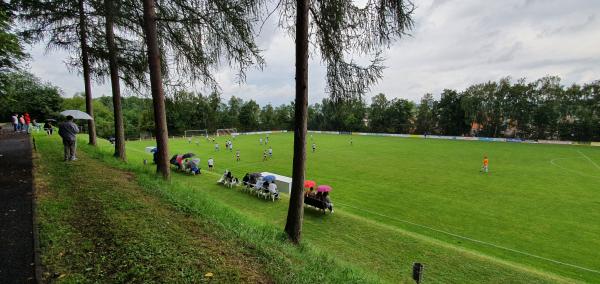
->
[303,196,329,213]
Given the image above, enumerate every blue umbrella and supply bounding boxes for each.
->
[264,175,276,182]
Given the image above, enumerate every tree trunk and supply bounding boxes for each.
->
[284,0,309,244]
[142,0,170,179]
[78,0,96,146]
[105,0,126,160]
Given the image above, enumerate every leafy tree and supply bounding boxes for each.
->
[0,1,26,74]
[238,100,260,131]
[437,89,469,136]
[387,98,414,133]
[307,103,324,130]
[368,93,389,132]
[17,0,104,145]
[225,96,243,129]
[206,91,222,132]
[281,0,415,243]
[321,97,366,131]
[274,103,294,130]
[0,71,62,120]
[259,103,276,130]
[415,93,436,134]
[505,79,535,138]
[531,76,562,139]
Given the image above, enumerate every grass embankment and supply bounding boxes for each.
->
[92,133,599,283]
[34,136,372,283]
[82,135,575,283]
[113,134,600,283]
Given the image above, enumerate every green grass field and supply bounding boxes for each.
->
[84,132,600,283]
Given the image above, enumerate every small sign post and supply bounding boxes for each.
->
[412,262,424,284]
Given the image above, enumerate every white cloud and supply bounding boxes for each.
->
[26,0,600,105]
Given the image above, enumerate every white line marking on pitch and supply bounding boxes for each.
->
[336,202,600,275]
[577,150,600,171]
[548,157,600,179]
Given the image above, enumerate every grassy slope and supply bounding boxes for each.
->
[34,135,375,283]
[84,132,600,283]
[34,137,276,282]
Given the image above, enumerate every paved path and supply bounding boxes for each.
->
[0,131,36,283]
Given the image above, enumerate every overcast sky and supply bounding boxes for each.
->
[25,0,600,106]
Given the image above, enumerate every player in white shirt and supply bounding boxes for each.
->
[207,158,214,170]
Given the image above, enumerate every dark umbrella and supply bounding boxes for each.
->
[182,153,196,159]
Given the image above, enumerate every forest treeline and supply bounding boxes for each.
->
[3,71,599,141]
[50,75,600,141]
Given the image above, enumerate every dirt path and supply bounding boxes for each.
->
[0,131,36,283]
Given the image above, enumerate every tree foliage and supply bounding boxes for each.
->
[278,0,414,100]
[0,1,26,74]
[0,71,62,119]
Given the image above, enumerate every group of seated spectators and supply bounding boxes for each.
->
[242,173,280,200]
[304,187,334,213]
[217,170,238,186]
[169,155,201,175]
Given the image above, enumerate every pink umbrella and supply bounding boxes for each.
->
[317,185,332,192]
[304,180,316,188]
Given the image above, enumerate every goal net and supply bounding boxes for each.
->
[184,129,208,138]
[216,128,238,137]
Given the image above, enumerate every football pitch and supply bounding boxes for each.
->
[96,132,600,283]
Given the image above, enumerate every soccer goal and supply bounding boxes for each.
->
[216,128,238,137]
[184,129,208,138]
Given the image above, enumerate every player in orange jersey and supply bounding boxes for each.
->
[481,156,489,173]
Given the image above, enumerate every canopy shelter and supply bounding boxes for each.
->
[261,172,292,194]
[59,110,93,120]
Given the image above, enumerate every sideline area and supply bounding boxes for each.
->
[32,133,376,283]
[87,133,581,283]
[33,136,274,282]
[0,131,36,283]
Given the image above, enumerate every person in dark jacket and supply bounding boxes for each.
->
[58,115,79,161]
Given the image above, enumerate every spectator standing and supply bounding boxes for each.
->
[58,115,80,161]
[18,115,25,132]
[11,114,18,132]
[24,113,31,133]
